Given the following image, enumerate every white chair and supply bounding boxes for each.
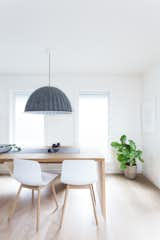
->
[8,159,59,231]
[60,160,98,226]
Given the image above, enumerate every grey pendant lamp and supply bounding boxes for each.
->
[24,51,72,114]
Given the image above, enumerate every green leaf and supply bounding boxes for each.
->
[111,142,121,148]
[136,150,142,158]
[117,154,125,162]
[117,155,129,165]
[120,135,127,145]
[128,140,136,150]
[139,158,144,163]
[121,147,130,156]
[129,151,136,159]
[120,162,127,170]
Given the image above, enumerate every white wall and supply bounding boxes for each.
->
[0,73,143,173]
[143,64,160,187]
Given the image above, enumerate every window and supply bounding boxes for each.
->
[79,92,108,154]
[11,92,44,146]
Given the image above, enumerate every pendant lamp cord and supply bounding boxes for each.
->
[48,51,53,86]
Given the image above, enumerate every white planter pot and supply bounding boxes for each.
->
[124,165,137,180]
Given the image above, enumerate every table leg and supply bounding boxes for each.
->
[97,159,106,219]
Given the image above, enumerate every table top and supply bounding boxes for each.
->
[0,150,105,163]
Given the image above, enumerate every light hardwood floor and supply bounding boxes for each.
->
[0,174,160,240]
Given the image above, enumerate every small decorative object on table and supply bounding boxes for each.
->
[9,144,21,152]
[0,144,21,154]
[48,143,60,153]
[111,135,144,179]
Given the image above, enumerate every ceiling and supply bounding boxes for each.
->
[0,0,160,74]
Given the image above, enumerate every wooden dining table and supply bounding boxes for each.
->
[0,150,106,219]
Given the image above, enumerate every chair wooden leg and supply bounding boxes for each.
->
[32,189,34,206]
[8,184,22,220]
[36,188,41,232]
[51,182,58,209]
[91,184,96,205]
[60,185,69,227]
[89,184,98,226]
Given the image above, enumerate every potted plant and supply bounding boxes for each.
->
[111,135,143,179]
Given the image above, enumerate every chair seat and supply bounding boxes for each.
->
[61,160,97,185]
[15,172,58,186]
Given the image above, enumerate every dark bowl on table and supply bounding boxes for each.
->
[48,147,60,153]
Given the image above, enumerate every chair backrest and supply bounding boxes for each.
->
[13,159,42,185]
[61,160,97,180]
